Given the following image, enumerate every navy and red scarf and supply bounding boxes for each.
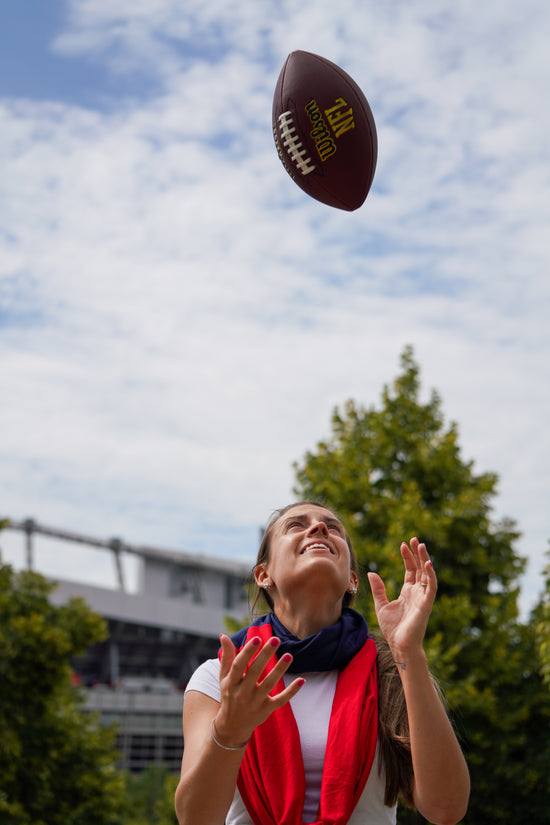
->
[225,609,378,825]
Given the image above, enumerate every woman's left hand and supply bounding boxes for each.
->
[369,540,470,824]
[367,537,437,658]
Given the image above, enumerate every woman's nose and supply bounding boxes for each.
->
[307,520,329,536]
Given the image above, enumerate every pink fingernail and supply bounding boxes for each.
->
[282,653,292,663]
[251,637,261,647]
[296,678,305,687]
[269,637,279,647]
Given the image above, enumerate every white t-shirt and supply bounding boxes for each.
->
[185,658,397,825]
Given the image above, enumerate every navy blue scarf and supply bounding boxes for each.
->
[229,608,369,673]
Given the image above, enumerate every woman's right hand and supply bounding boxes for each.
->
[213,634,305,748]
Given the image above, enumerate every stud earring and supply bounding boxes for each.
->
[263,582,271,592]
[348,587,357,595]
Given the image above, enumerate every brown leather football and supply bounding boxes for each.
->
[273,50,377,211]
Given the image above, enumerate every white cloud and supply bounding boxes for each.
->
[1,0,549,618]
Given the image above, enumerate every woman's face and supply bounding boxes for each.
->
[255,503,358,604]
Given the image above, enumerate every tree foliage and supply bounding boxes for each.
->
[536,552,550,686]
[121,765,179,825]
[293,346,550,824]
[0,553,126,825]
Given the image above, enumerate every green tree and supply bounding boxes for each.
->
[536,551,550,686]
[0,551,126,825]
[293,346,550,824]
[121,765,179,825]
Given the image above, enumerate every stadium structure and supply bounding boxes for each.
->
[3,519,252,772]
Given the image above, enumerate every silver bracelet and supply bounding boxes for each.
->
[210,717,250,751]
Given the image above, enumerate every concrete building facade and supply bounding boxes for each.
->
[6,519,253,772]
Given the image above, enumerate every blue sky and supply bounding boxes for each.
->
[0,1,136,104]
[1,0,549,617]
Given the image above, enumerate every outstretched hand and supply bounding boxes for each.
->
[367,537,437,658]
[213,635,304,748]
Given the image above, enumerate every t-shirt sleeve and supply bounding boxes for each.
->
[185,658,221,703]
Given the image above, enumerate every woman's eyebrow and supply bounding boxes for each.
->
[282,514,343,530]
[282,515,308,528]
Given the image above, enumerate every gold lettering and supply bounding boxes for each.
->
[332,112,355,138]
[324,98,348,118]
[311,123,330,141]
[325,98,356,138]
[305,99,337,162]
[317,139,336,161]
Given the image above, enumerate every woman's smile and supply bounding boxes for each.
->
[300,541,335,555]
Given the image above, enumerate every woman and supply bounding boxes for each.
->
[175,501,470,825]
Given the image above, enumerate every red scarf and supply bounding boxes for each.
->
[236,622,378,825]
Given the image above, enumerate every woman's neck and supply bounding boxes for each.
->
[273,600,342,639]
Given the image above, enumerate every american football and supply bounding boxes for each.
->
[272,50,377,211]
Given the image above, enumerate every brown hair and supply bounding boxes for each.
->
[250,501,359,616]
[374,634,415,807]
[249,501,416,809]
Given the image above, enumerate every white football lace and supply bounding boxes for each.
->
[277,111,316,176]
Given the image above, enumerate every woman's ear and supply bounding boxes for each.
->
[348,571,359,593]
[254,564,269,589]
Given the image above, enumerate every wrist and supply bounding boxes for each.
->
[210,715,251,751]
[390,645,427,674]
